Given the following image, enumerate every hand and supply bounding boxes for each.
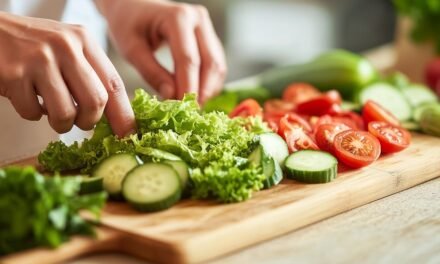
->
[96,0,227,103]
[0,12,135,137]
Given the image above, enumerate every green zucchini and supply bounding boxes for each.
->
[285,150,338,184]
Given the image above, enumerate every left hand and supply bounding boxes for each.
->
[95,0,227,103]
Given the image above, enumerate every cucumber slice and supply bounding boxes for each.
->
[122,163,181,212]
[401,85,438,108]
[164,160,189,187]
[93,153,142,197]
[413,102,440,122]
[249,145,283,189]
[258,133,289,168]
[358,83,412,121]
[79,176,103,194]
[285,150,337,184]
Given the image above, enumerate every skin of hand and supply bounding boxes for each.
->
[0,12,136,137]
[94,0,227,103]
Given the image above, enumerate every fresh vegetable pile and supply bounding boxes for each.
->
[0,167,106,255]
[39,89,270,209]
[229,83,412,170]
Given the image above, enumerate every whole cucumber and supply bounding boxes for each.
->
[260,50,378,100]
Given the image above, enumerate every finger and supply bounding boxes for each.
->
[77,27,136,137]
[9,81,43,121]
[60,54,108,131]
[195,8,227,103]
[34,65,77,134]
[167,18,200,99]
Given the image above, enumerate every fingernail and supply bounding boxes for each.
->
[159,83,174,99]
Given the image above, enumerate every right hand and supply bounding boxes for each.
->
[0,12,136,137]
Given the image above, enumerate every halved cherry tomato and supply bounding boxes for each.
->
[282,83,321,104]
[279,113,312,137]
[315,123,351,153]
[229,99,262,118]
[284,126,319,153]
[368,121,411,154]
[362,100,400,126]
[334,111,365,130]
[264,99,295,117]
[296,91,342,116]
[333,130,381,168]
[311,115,333,131]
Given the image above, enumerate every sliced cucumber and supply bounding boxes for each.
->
[93,153,142,198]
[258,133,289,168]
[79,176,103,194]
[358,83,412,121]
[122,163,181,212]
[249,145,283,189]
[285,150,337,184]
[401,84,438,108]
[164,160,189,187]
[413,102,440,122]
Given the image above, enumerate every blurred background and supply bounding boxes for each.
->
[111,0,397,93]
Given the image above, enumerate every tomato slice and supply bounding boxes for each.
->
[335,111,365,130]
[315,123,351,153]
[264,99,295,117]
[229,99,262,118]
[284,126,319,153]
[333,130,381,168]
[282,83,321,104]
[296,91,342,116]
[279,113,312,136]
[263,114,281,133]
[368,121,411,154]
[362,100,400,126]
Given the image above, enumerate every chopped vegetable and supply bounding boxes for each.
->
[368,122,411,154]
[362,100,401,127]
[419,104,440,137]
[0,166,106,255]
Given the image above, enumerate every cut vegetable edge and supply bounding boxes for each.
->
[285,150,338,184]
[122,163,182,212]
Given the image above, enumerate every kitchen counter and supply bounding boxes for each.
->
[67,45,440,264]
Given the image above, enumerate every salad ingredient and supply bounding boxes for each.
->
[358,83,412,121]
[122,163,181,212]
[419,104,440,137]
[315,123,351,154]
[79,176,104,194]
[413,102,440,122]
[279,113,313,135]
[285,150,338,183]
[0,166,106,255]
[282,83,321,104]
[93,153,142,198]
[362,100,401,126]
[333,130,381,168]
[400,84,438,108]
[264,99,295,117]
[284,127,319,153]
[260,50,378,99]
[368,122,411,154]
[248,145,283,189]
[296,91,341,116]
[229,98,262,118]
[258,133,289,168]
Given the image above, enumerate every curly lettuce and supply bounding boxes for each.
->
[38,89,270,202]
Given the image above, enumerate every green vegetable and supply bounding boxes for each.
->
[400,84,438,108]
[413,102,440,122]
[39,89,270,203]
[393,0,440,53]
[419,104,440,137]
[0,166,106,255]
[225,50,377,100]
[384,71,410,89]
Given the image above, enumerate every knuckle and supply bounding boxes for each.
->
[70,24,88,40]
[179,53,200,69]
[53,107,76,124]
[34,43,55,65]
[85,91,108,113]
[106,74,125,96]
[1,65,25,85]
[172,4,194,21]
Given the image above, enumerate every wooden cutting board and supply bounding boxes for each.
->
[1,133,440,264]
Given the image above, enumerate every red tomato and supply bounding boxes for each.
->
[279,113,312,136]
[330,111,364,130]
[264,99,295,117]
[229,99,262,118]
[282,83,321,104]
[263,114,281,133]
[296,91,342,116]
[425,58,440,89]
[333,130,381,168]
[325,104,343,115]
[362,100,400,126]
[312,115,333,131]
[368,121,411,154]
[284,127,319,153]
[315,123,351,153]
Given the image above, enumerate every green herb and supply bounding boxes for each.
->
[0,167,106,255]
[394,0,440,53]
[39,89,270,203]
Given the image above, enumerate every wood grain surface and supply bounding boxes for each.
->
[1,133,440,264]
